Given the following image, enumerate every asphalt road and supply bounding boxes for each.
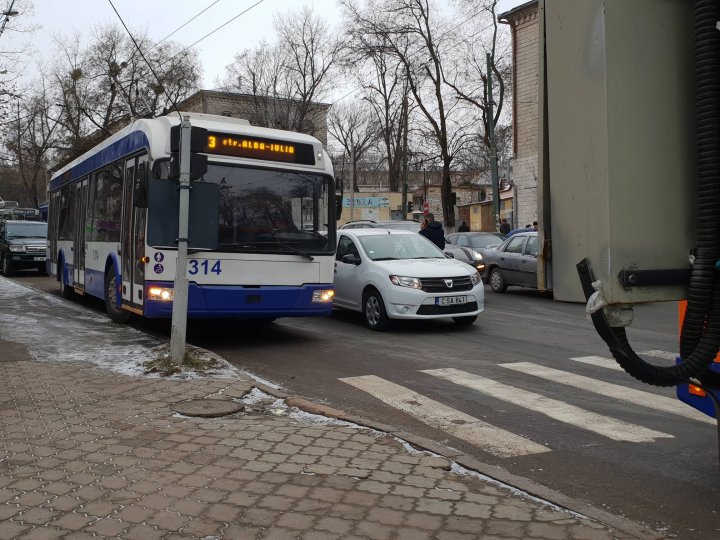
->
[14,272,720,539]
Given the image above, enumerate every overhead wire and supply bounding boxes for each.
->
[107,0,183,119]
[153,0,222,49]
[163,0,266,66]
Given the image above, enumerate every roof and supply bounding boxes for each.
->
[498,0,538,22]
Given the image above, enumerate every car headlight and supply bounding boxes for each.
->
[472,250,483,261]
[389,275,422,289]
[470,272,481,286]
[9,245,25,253]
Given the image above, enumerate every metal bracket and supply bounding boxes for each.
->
[619,268,690,288]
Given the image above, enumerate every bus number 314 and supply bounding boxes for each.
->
[188,260,222,275]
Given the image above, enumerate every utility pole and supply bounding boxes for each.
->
[0,0,18,40]
[487,52,500,231]
[401,97,409,218]
[349,144,355,221]
[170,116,192,365]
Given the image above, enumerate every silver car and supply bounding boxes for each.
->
[482,231,539,292]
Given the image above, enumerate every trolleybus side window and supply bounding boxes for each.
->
[58,187,76,241]
[89,162,123,242]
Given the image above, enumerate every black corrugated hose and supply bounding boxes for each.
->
[606,0,720,388]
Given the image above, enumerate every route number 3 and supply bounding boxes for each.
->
[188,260,222,275]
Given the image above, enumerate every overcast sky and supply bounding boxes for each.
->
[3,0,524,99]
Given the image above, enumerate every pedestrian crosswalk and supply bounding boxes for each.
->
[340,351,714,459]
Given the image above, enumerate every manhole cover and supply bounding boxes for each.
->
[172,399,244,418]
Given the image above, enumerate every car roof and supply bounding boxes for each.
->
[339,228,417,237]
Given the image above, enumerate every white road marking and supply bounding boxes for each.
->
[500,362,714,425]
[339,375,551,458]
[422,368,674,443]
[640,350,679,361]
[570,356,624,371]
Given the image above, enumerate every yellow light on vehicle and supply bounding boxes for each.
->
[312,289,334,302]
[148,287,174,301]
[140,256,150,264]
[689,384,706,397]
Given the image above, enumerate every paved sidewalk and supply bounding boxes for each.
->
[0,278,660,539]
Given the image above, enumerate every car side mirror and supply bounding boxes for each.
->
[342,253,360,265]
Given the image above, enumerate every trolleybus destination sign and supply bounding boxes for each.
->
[204,132,316,165]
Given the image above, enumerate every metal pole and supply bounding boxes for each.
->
[170,116,191,365]
[0,0,17,40]
[401,97,409,218]
[349,145,355,220]
[487,53,500,231]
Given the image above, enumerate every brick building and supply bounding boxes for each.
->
[499,1,539,229]
[176,90,331,145]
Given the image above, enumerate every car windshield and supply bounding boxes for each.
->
[359,234,445,261]
[470,235,504,248]
[6,222,48,238]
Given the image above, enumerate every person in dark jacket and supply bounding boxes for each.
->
[457,220,470,232]
[499,218,511,234]
[419,213,445,249]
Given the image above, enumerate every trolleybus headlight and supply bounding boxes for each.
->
[148,287,174,301]
[312,289,334,302]
[9,245,25,252]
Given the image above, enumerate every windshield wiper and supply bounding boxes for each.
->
[372,257,399,261]
[216,241,315,260]
[273,242,314,261]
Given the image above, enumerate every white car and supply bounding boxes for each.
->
[333,229,484,330]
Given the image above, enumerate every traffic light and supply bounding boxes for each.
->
[407,201,413,213]
[169,125,208,180]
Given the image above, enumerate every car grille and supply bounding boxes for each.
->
[417,301,478,315]
[25,245,46,255]
[420,276,473,293]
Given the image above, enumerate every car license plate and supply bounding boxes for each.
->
[436,295,467,306]
[33,257,45,261]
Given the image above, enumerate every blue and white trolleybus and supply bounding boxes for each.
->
[47,113,337,323]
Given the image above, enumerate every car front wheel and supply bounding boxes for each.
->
[489,268,508,293]
[1,255,14,276]
[363,288,390,331]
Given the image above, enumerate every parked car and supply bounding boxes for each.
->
[0,219,48,276]
[442,240,485,274]
[446,231,506,256]
[482,231,539,292]
[333,228,484,330]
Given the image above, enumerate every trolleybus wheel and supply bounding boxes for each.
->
[104,270,131,324]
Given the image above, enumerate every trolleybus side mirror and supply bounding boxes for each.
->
[335,193,343,220]
[169,125,209,180]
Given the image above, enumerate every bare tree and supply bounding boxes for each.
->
[219,6,339,137]
[4,80,62,207]
[51,25,201,160]
[443,0,511,157]
[328,101,380,192]
[342,0,471,227]
[0,0,38,121]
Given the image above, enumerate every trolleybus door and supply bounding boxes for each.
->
[121,155,148,308]
[73,178,88,288]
